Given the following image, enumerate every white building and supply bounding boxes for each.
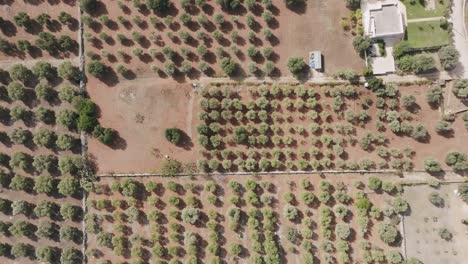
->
[362,0,406,39]
[361,0,407,74]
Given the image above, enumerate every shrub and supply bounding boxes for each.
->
[428,192,444,207]
[438,46,459,70]
[165,128,182,145]
[386,250,403,264]
[393,41,411,59]
[87,60,106,78]
[426,85,443,105]
[412,55,436,74]
[367,176,382,191]
[181,207,200,224]
[438,227,452,240]
[287,57,307,77]
[160,158,183,176]
[445,151,467,170]
[393,197,409,213]
[453,79,468,98]
[352,35,371,54]
[93,125,116,145]
[459,182,468,203]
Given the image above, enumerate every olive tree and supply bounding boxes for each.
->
[32,154,55,173]
[7,81,26,101]
[377,222,399,244]
[33,128,56,148]
[58,61,80,82]
[34,174,54,195]
[57,176,80,196]
[287,57,307,77]
[32,61,56,80]
[35,80,54,101]
[56,134,78,151]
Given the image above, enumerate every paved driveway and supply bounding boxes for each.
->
[451,0,468,78]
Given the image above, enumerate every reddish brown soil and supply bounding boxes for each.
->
[83,0,363,81]
[87,78,201,173]
[89,81,468,174]
[87,174,400,264]
[193,83,467,172]
[0,0,79,61]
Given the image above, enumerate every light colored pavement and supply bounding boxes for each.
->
[450,0,468,78]
[407,16,444,23]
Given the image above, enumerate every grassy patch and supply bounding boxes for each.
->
[407,20,449,48]
[401,0,449,19]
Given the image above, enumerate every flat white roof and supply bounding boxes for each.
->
[370,4,403,36]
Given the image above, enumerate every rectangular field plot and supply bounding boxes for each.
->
[86,174,404,264]
[193,83,467,173]
[402,184,468,264]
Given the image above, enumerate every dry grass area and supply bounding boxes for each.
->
[402,183,468,263]
[86,174,406,264]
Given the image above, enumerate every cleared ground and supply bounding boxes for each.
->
[402,184,468,264]
[87,78,200,173]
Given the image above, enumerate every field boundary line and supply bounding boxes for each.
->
[400,215,408,259]
[77,3,89,264]
[97,169,399,177]
[96,169,467,178]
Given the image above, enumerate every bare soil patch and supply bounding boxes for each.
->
[87,78,200,174]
